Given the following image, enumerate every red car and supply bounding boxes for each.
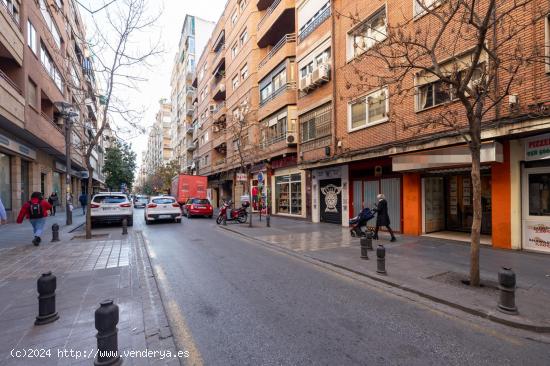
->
[183,198,213,218]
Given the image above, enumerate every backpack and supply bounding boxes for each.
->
[29,200,43,219]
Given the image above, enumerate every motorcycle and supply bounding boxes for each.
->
[216,200,249,224]
[349,207,376,237]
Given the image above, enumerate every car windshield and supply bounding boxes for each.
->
[152,198,175,204]
[192,199,209,204]
[93,195,126,203]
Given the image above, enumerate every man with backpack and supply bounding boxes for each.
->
[17,192,52,246]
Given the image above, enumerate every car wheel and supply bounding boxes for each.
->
[175,218,181,223]
[145,218,150,225]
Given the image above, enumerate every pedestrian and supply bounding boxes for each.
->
[373,193,396,242]
[48,192,59,216]
[16,192,52,246]
[0,196,7,225]
[79,192,87,215]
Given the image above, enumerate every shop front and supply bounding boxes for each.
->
[522,133,550,254]
[269,156,306,218]
[349,159,402,232]
[311,165,350,226]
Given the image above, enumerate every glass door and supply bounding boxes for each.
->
[522,167,550,253]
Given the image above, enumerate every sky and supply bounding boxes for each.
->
[79,0,227,168]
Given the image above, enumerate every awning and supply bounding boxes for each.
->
[392,141,503,172]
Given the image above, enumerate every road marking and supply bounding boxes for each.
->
[165,299,204,366]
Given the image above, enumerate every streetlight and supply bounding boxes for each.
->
[54,101,79,226]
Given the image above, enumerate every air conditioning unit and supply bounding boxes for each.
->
[318,63,330,82]
[209,104,216,113]
[300,75,313,92]
[286,132,297,145]
[312,68,320,85]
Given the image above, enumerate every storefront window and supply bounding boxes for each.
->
[275,173,302,215]
[0,153,11,210]
[528,173,550,216]
[52,172,61,195]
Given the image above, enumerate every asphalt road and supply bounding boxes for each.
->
[135,212,550,366]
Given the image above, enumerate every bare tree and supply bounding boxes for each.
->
[340,0,549,285]
[66,0,161,239]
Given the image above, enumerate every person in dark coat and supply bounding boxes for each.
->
[374,193,396,242]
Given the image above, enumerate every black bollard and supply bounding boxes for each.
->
[51,223,60,242]
[94,300,122,366]
[497,267,518,315]
[365,231,374,250]
[266,215,270,227]
[376,245,387,274]
[35,272,59,325]
[360,237,369,259]
[122,218,128,235]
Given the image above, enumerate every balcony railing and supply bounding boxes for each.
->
[259,81,296,107]
[258,0,282,30]
[214,158,226,167]
[0,68,22,95]
[298,5,331,43]
[259,131,296,149]
[1,0,20,28]
[258,34,296,70]
[41,111,63,133]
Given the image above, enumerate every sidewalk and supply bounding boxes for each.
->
[0,230,181,365]
[220,216,550,333]
[0,212,86,249]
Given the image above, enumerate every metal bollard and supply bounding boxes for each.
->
[122,218,128,235]
[497,267,518,315]
[35,272,59,325]
[365,232,374,250]
[376,245,387,274]
[94,300,122,366]
[360,237,369,259]
[266,215,270,227]
[51,224,60,242]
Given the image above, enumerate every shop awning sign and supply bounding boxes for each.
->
[392,141,503,172]
[525,133,550,161]
[236,173,247,181]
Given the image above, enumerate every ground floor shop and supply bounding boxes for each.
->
[311,165,350,226]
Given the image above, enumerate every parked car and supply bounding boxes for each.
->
[144,196,182,224]
[134,195,149,208]
[90,192,134,227]
[182,198,213,218]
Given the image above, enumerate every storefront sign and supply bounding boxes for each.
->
[525,133,550,161]
[0,133,36,160]
[236,173,247,181]
[271,156,297,170]
[524,221,550,253]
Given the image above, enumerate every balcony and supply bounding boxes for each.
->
[259,131,298,156]
[186,86,196,99]
[213,157,226,168]
[0,68,24,128]
[211,101,226,122]
[187,142,197,152]
[211,77,226,101]
[213,133,226,151]
[298,4,331,43]
[257,0,295,49]
[186,125,194,135]
[186,106,194,117]
[258,82,297,120]
[258,34,296,79]
[0,2,23,65]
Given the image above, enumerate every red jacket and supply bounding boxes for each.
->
[16,198,52,223]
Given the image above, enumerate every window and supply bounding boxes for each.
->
[0,153,11,211]
[414,0,439,17]
[232,74,240,90]
[231,42,238,58]
[27,21,37,54]
[27,79,37,109]
[417,80,451,110]
[239,0,247,11]
[39,0,61,48]
[240,29,248,46]
[40,43,64,92]
[528,173,550,216]
[272,69,287,91]
[70,64,80,88]
[316,48,331,66]
[260,83,272,103]
[298,0,331,42]
[348,87,388,131]
[347,7,386,60]
[300,62,314,78]
[275,173,302,215]
[231,10,238,25]
[241,64,248,80]
[2,0,19,24]
[203,154,209,165]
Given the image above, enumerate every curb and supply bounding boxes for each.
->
[68,222,85,233]
[218,225,550,334]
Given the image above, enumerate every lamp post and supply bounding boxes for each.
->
[54,102,79,226]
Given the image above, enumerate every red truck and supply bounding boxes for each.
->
[171,174,208,205]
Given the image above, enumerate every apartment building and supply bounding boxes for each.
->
[0,0,103,221]
[170,15,215,172]
[143,99,172,175]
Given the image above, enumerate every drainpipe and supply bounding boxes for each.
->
[331,0,337,158]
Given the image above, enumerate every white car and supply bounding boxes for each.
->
[144,196,182,224]
[90,192,134,227]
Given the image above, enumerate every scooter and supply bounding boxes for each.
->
[349,207,376,237]
[216,200,249,224]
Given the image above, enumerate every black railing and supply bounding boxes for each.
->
[298,6,331,43]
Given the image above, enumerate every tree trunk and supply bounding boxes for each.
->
[469,142,482,287]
